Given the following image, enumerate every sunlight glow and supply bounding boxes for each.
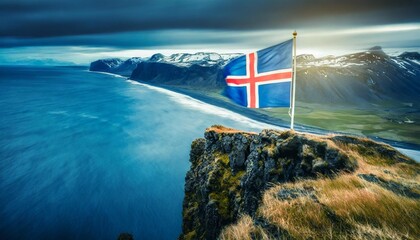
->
[334,23,420,35]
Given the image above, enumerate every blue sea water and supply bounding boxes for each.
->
[0,66,276,240]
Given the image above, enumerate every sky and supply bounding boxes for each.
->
[1,0,420,65]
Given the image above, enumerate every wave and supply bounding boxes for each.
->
[126,79,142,85]
[48,111,69,115]
[104,74,419,162]
[125,79,282,131]
[79,113,99,119]
[88,70,127,79]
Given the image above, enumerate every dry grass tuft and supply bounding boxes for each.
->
[219,215,254,240]
[218,131,419,240]
[351,223,413,240]
[206,125,256,134]
[224,171,419,239]
[321,181,419,236]
[262,197,333,239]
[220,215,275,240]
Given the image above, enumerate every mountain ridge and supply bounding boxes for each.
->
[89,48,420,107]
[89,48,420,145]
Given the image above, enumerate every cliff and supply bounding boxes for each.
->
[129,53,240,89]
[90,57,143,76]
[130,61,225,89]
[180,126,420,240]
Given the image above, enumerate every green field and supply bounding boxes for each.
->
[160,86,420,146]
[261,103,420,145]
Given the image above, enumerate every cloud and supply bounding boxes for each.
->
[2,24,419,50]
[1,0,419,39]
[1,24,419,66]
[1,0,419,64]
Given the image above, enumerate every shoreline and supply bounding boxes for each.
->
[90,70,420,160]
[132,80,420,149]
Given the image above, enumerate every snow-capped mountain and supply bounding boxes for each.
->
[90,57,144,76]
[295,47,420,107]
[132,53,240,88]
[148,52,241,67]
[89,53,240,78]
[90,48,420,107]
[89,52,241,88]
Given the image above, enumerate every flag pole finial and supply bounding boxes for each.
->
[293,31,297,37]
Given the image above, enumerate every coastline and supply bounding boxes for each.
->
[89,70,420,160]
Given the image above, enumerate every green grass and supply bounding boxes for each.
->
[171,86,420,145]
[262,103,420,145]
[222,160,420,240]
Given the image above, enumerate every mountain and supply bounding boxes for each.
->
[90,48,420,108]
[146,52,240,66]
[90,57,143,76]
[180,125,419,239]
[130,52,240,89]
[295,47,420,107]
[89,53,240,88]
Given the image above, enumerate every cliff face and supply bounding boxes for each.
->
[89,58,143,76]
[129,52,240,89]
[180,126,419,240]
[90,58,123,72]
[130,61,225,89]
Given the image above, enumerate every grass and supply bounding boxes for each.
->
[231,174,420,239]
[260,192,339,239]
[262,103,420,145]
[207,125,254,134]
[220,135,420,240]
[219,215,255,240]
[166,86,420,145]
[219,215,273,240]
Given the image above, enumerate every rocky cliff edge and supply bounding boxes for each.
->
[180,125,419,240]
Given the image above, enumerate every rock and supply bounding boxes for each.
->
[312,157,329,173]
[276,187,319,202]
[89,58,143,76]
[180,125,359,240]
[117,233,134,240]
[130,61,226,89]
[90,58,123,72]
[358,174,420,199]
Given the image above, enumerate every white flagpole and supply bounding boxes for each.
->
[290,31,297,130]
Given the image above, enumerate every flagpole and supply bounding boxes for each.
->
[290,31,297,130]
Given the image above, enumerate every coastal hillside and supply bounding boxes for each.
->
[89,47,420,108]
[129,53,240,89]
[90,57,144,76]
[89,49,420,145]
[180,125,419,239]
[295,47,420,107]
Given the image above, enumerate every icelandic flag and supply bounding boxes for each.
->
[224,39,293,108]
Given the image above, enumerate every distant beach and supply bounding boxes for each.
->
[98,71,420,161]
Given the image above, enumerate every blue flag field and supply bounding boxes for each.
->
[224,39,293,108]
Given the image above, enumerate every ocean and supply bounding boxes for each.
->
[0,66,277,239]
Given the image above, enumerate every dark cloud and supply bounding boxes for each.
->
[0,30,255,49]
[1,0,419,39]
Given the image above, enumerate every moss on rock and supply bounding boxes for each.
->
[180,125,418,240]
